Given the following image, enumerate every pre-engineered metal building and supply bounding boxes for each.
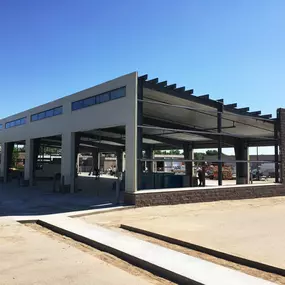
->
[0,72,284,206]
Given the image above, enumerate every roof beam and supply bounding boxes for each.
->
[166,84,177,90]
[147,78,159,84]
[142,81,222,109]
[217,99,224,103]
[156,80,167,87]
[143,117,236,146]
[248,111,262,116]
[260,114,272,119]
[225,103,237,108]
[78,132,125,145]
[175,87,185,93]
[79,141,123,152]
[143,133,183,148]
[185,89,194,95]
[235,107,250,113]
[199,94,210,100]
[138,74,148,81]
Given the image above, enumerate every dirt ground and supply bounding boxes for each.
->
[0,218,172,285]
[80,196,285,271]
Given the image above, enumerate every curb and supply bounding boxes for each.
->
[121,224,285,277]
[37,219,197,285]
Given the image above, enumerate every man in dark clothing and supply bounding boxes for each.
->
[95,168,100,180]
[198,165,206,186]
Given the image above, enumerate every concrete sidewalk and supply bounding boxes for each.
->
[40,215,274,285]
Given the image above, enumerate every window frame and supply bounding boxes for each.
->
[31,106,63,122]
[71,86,126,112]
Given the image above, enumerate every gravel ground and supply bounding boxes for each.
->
[0,218,172,285]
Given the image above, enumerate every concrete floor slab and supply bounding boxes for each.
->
[40,215,274,285]
[0,177,123,216]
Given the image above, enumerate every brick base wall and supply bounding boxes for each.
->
[124,184,285,207]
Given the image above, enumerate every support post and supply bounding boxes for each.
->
[2,142,14,183]
[234,140,249,184]
[277,109,285,183]
[137,79,143,190]
[275,117,280,183]
[24,139,34,186]
[0,143,7,181]
[145,147,153,173]
[32,139,41,183]
[61,132,76,193]
[183,143,193,187]
[91,149,99,173]
[217,105,223,186]
[116,149,123,173]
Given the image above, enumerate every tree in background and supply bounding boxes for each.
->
[11,147,19,168]
[205,150,218,156]
[45,147,60,155]
[194,152,205,166]
[154,149,181,155]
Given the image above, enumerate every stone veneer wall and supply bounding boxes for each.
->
[124,184,285,207]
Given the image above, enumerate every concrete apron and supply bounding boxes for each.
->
[28,215,274,285]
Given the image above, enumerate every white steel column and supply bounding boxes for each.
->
[24,139,34,186]
[125,123,137,193]
[61,132,76,193]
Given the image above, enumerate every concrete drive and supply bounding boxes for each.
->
[81,197,285,270]
[40,215,274,285]
[0,218,152,285]
[0,179,122,216]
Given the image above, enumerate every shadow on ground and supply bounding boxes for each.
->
[0,175,124,216]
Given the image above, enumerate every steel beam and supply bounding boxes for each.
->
[260,114,272,119]
[225,103,237,108]
[199,94,210,100]
[236,107,250,113]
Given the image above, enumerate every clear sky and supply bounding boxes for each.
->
[1,0,284,155]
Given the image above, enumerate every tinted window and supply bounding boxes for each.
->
[99,93,109,103]
[31,106,63,122]
[20,118,26,124]
[95,95,101,104]
[53,106,62,116]
[72,101,83,110]
[45,109,54,117]
[83,97,95,107]
[110,88,125,100]
[71,87,125,111]
[31,114,38,121]
[38,112,45,120]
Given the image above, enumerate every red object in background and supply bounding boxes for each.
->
[209,165,233,180]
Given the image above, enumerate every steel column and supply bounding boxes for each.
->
[275,119,280,183]
[217,105,223,186]
[137,79,143,190]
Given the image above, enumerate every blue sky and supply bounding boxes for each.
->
[1,0,284,154]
